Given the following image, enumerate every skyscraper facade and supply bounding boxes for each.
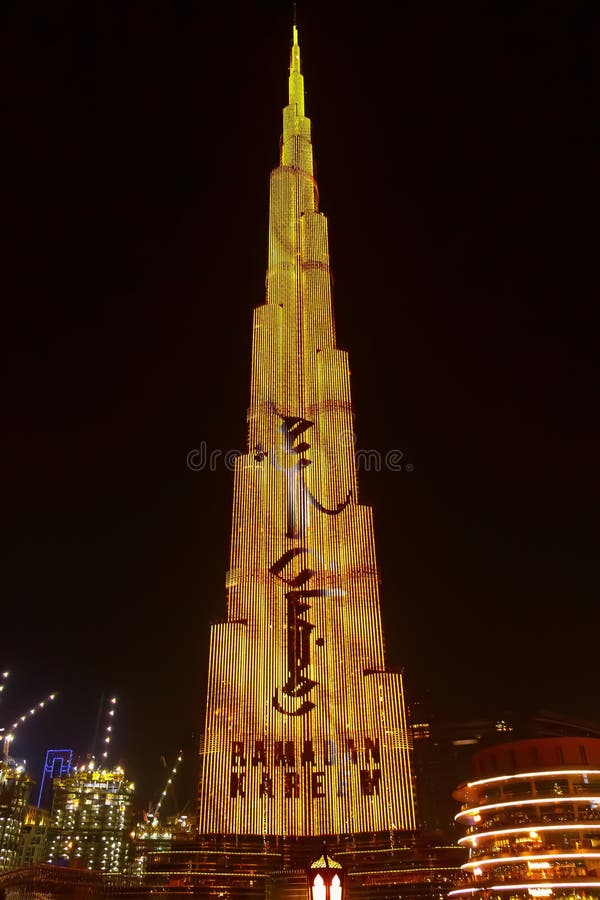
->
[198,25,415,841]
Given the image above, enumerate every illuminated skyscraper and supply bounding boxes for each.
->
[197,24,415,842]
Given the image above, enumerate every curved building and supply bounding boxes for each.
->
[450,737,600,900]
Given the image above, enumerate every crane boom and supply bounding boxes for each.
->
[1,690,57,762]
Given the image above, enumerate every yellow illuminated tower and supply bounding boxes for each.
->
[198,25,415,840]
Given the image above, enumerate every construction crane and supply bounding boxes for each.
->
[101,695,117,761]
[0,676,58,763]
[149,749,184,825]
[0,670,8,701]
[89,693,118,766]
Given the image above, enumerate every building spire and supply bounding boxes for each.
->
[289,22,304,116]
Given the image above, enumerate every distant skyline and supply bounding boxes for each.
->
[3,1,598,807]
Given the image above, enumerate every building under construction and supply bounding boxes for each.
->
[45,764,136,874]
[0,762,34,873]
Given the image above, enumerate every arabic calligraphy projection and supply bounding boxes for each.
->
[198,26,415,839]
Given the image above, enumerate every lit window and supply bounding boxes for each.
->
[312,873,326,900]
[331,873,342,900]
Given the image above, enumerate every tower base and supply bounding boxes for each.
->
[113,831,467,898]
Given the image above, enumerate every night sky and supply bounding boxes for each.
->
[3,1,598,813]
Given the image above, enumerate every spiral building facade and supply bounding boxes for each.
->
[450,737,600,900]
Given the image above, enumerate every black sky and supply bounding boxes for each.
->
[2,1,598,811]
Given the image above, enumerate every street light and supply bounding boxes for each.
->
[307,846,345,900]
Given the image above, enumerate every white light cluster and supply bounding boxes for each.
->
[450,884,600,897]
[102,697,117,760]
[9,692,56,733]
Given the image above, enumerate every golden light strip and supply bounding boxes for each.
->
[489,883,600,891]
[352,867,465,878]
[459,823,600,845]
[456,796,600,821]
[463,852,600,870]
[450,886,600,898]
[467,769,600,788]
